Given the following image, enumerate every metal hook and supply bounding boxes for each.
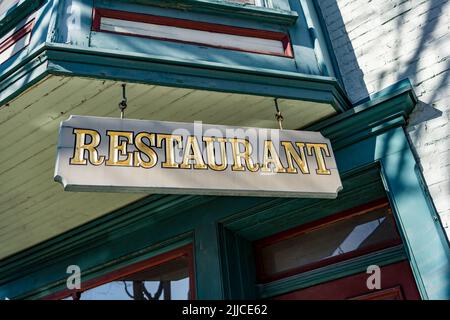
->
[119,84,127,119]
[274,98,283,130]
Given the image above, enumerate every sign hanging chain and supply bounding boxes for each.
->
[274,98,284,130]
[119,84,127,119]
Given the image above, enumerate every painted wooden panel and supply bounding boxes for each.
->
[85,0,316,74]
[99,16,287,56]
[0,17,34,65]
[0,75,335,260]
[0,31,31,64]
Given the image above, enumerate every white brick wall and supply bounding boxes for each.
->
[317,0,450,236]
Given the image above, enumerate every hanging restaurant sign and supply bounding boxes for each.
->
[54,115,342,198]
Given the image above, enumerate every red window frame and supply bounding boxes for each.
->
[274,261,420,300]
[0,18,34,65]
[91,8,294,58]
[254,198,403,283]
[43,244,195,300]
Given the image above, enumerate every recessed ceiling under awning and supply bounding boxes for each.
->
[0,74,337,259]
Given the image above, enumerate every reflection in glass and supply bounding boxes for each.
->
[65,255,191,300]
[258,206,400,279]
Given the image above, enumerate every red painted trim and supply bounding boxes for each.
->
[91,8,294,58]
[349,285,404,300]
[255,198,394,248]
[0,19,34,59]
[43,244,195,300]
[274,261,421,300]
[254,198,403,282]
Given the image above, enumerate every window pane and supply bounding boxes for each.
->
[66,255,191,300]
[257,206,400,280]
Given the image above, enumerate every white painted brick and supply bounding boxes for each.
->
[317,0,450,239]
[439,210,450,231]
[428,183,450,212]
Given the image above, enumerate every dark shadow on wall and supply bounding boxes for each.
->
[315,0,370,103]
[377,0,446,127]
[380,0,447,185]
[316,0,447,180]
[315,0,447,125]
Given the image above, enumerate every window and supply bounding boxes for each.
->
[0,16,34,65]
[92,8,293,58]
[254,199,402,282]
[50,245,195,300]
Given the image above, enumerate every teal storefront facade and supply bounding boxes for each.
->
[0,0,449,300]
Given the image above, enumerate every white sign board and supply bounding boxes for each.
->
[54,116,342,198]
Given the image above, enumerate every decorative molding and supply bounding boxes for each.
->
[110,0,299,25]
[0,44,350,112]
[0,195,208,286]
[307,78,418,150]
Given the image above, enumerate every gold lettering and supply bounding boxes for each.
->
[230,138,259,172]
[306,143,331,175]
[180,136,207,169]
[106,131,133,166]
[281,141,309,174]
[262,140,286,173]
[133,132,157,169]
[157,134,182,168]
[203,137,227,171]
[70,129,105,166]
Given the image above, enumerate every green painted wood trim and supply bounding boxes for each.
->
[0,195,210,284]
[0,54,49,110]
[0,44,350,112]
[258,245,407,298]
[26,235,193,300]
[44,44,348,106]
[0,195,222,299]
[194,222,225,299]
[219,226,257,299]
[307,78,417,149]
[111,0,298,25]
[380,145,450,300]
[329,125,450,300]
[0,0,46,37]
